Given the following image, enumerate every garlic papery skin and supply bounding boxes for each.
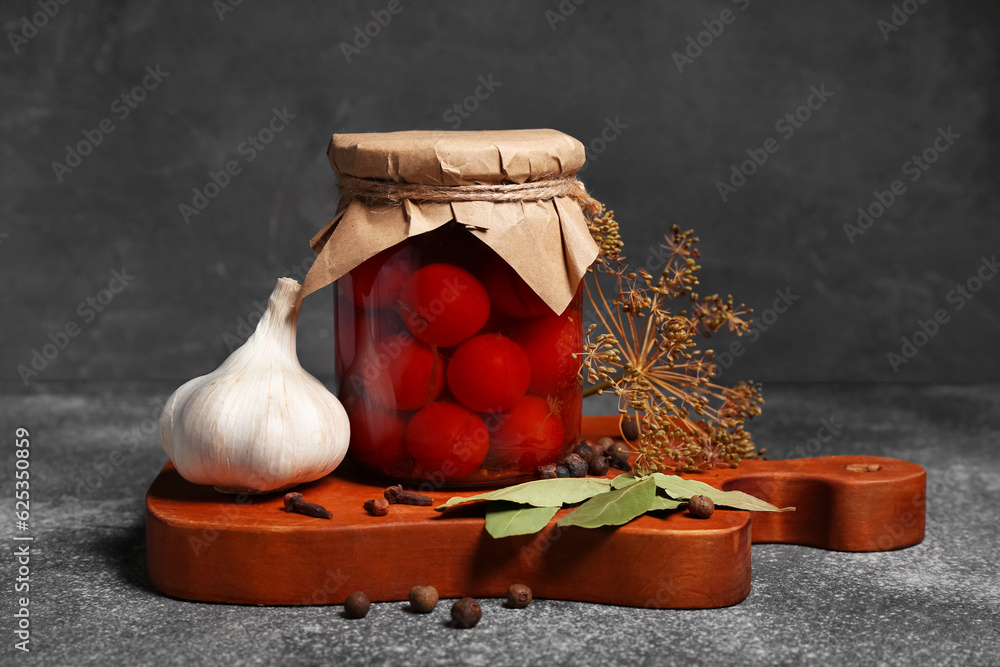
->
[161,277,349,494]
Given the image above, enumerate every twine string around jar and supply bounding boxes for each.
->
[336,174,603,218]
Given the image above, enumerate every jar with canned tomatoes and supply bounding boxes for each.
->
[303,129,600,487]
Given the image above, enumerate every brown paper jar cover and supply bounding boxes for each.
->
[302,129,600,315]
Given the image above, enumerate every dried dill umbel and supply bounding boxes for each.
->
[579,206,764,474]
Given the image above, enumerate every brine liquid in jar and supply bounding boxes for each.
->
[336,222,582,488]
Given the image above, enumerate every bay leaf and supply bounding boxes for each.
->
[648,493,683,511]
[611,473,639,490]
[484,502,559,538]
[651,473,794,512]
[436,477,611,511]
[556,476,657,529]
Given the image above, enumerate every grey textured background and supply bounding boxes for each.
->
[2,0,999,387]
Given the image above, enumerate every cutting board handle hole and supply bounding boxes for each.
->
[845,463,882,472]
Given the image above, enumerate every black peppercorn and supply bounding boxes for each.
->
[688,495,715,519]
[408,585,439,613]
[593,436,615,455]
[606,440,631,459]
[451,597,482,628]
[573,442,595,463]
[343,591,370,618]
[588,454,610,476]
[562,453,588,478]
[538,464,558,479]
[621,416,640,441]
[555,465,571,478]
[506,583,533,609]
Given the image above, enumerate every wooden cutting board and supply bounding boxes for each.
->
[146,416,926,609]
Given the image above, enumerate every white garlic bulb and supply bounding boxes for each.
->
[161,277,349,494]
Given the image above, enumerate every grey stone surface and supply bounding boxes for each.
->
[0,381,997,665]
[3,0,1000,384]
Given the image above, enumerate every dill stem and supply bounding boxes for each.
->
[582,375,623,398]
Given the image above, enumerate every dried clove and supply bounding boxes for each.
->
[364,498,390,516]
[538,464,558,479]
[384,484,433,506]
[451,597,482,628]
[607,448,632,472]
[688,495,715,519]
[408,585,439,613]
[562,453,589,478]
[343,591,370,618]
[506,583,533,609]
[282,492,332,520]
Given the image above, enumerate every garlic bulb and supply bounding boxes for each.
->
[161,277,349,494]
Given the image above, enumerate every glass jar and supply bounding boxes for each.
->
[336,222,583,487]
[301,129,599,488]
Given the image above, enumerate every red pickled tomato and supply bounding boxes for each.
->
[398,263,490,347]
[406,403,489,479]
[355,335,445,410]
[481,256,551,318]
[447,334,530,412]
[343,246,415,308]
[512,311,583,393]
[346,402,410,476]
[485,396,566,472]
